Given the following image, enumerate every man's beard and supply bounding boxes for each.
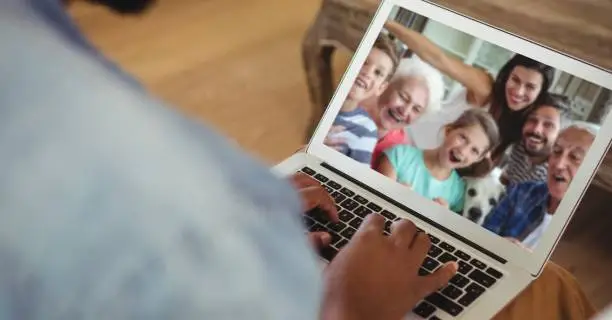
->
[523,133,550,158]
[86,0,157,14]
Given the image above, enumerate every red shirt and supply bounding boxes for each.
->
[371,128,412,168]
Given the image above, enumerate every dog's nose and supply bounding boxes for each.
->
[468,207,482,222]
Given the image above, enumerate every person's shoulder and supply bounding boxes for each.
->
[384,144,422,168]
[388,144,422,157]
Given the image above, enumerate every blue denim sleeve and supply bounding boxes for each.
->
[0,9,321,320]
[482,184,518,235]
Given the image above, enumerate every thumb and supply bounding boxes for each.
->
[416,262,458,297]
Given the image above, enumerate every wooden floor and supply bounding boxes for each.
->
[69,0,612,310]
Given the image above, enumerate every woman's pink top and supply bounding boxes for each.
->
[371,128,412,168]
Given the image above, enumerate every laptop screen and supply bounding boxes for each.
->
[324,4,611,252]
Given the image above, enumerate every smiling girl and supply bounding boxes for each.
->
[376,109,500,213]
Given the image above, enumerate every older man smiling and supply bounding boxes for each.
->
[482,122,599,250]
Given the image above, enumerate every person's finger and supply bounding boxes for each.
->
[329,125,346,134]
[416,262,458,297]
[308,231,332,249]
[301,186,338,222]
[324,137,346,147]
[389,219,419,248]
[410,230,431,257]
[355,213,385,236]
[291,172,320,189]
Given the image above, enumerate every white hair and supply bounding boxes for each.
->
[391,56,445,114]
[562,120,600,138]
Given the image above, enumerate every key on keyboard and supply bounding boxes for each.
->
[340,187,355,197]
[439,242,455,252]
[340,198,359,211]
[338,210,352,222]
[428,245,443,258]
[457,283,486,307]
[354,195,368,204]
[457,261,474,275]
[413,301,437,318]
[441,285,463,299]
[438,252,458,264]
[331,191,346,204]
[349,216,362,229]
[327,180,342,190]
[354,206,372,218]
[301,167,316,175]
[314,173,329,183]
[468,269,497,288]
[425,292,464,316]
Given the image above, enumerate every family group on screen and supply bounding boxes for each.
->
[325,18,602,251]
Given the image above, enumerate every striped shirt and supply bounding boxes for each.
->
[503,143,549,186]
[329,107,378,164]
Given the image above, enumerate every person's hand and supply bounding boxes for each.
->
[320,214,458,320]
[433,197,449,209]
[309,231,332,250]
[324,125,346,152]
[290,172,338,222]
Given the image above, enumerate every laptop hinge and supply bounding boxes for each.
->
[320,162,507,265]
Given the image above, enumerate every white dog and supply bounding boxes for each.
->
[461,168,506,225]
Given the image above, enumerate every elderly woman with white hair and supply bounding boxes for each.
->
[361,55,446,168]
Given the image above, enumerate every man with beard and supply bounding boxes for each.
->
[0,1,457,319]
[483,122,598,250]
[500,94,568,186]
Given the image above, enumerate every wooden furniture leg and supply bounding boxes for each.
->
[302,25,336,139]
[301,0,376,141]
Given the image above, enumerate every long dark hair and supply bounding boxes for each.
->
[489,54,555,161]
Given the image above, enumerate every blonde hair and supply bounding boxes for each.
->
[392,56,445,114]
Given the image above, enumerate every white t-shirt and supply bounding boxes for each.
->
[522,213,554,249]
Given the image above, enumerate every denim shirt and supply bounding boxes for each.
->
[0,2,321,319]
[482,181,550,240]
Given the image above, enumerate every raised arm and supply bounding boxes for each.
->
[384,21,493,107]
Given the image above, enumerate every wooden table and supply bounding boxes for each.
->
[301,0,612,191]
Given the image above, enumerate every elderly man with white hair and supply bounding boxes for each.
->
[482,121,600,250]
[362,56,446,168]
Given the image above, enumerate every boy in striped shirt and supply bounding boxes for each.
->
[325,35,399,164]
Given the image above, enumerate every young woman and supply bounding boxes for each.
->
[384,21,555,162]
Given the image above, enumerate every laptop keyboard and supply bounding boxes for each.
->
[299,166,504,318]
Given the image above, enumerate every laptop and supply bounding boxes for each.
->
[273,0,612,318]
